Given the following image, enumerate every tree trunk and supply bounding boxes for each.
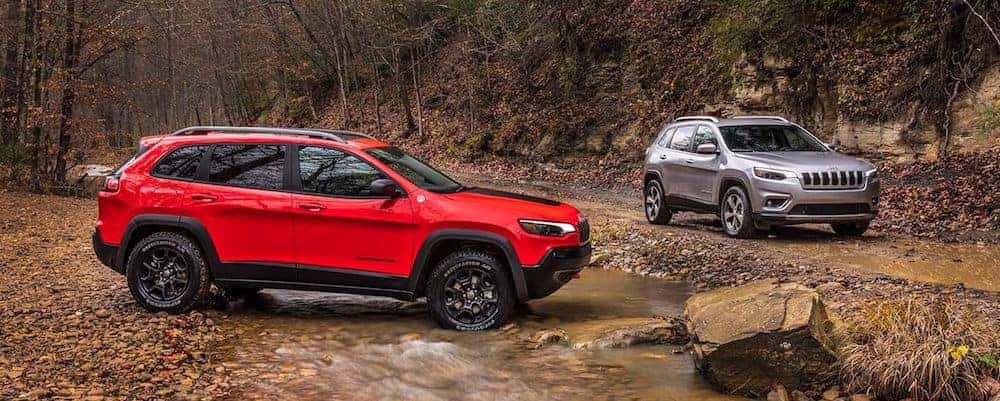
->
[53,0,80,182]
[373,63,383,136]
[394,50,416,137]
[411,48,424,141]
[1,0,23,146]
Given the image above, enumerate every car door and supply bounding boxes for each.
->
[291,145,416,281]
[686,125,723,204]
[659,125,696,199]
[181,143,297,281]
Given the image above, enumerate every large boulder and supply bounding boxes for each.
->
[684,280,837,397]
[66,164,113,195]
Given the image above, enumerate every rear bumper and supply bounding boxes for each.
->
[92,229,122,274]
[522,243,592,299]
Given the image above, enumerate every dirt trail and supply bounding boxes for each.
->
[449,171,1000,313]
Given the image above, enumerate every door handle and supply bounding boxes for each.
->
[685,159,694,164]
[299,203,326,212]
[191,193,217,202]
[659,154,668,160]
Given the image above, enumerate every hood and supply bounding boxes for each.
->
[441,187,580,222]
[733,152,874,173]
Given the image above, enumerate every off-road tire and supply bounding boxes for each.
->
[126,232,212,314]
[644,179,673,225]
[831,221,871,236]
[427,250,515,331]
[721,186,758,239]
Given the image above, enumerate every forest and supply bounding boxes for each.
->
[1,0,998,192]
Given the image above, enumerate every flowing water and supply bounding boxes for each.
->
[218,269,746,401]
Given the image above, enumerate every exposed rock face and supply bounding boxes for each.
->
[684,280,837,397]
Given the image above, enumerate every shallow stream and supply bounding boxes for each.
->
[218,269,746,401]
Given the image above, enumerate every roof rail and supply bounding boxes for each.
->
[168,126,354,143]
[306,128,377,140]
[730,115,789,123]
[674,116,719,123]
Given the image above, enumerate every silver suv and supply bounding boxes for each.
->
[642,116,880,238]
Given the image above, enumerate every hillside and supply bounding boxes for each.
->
[251,0,1000,166]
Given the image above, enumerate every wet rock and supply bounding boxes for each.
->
[529,329,568,349]
[685,280,837,397]
[569,317,688,350]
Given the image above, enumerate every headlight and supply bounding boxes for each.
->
[519,219,576,236]
[753,167,795,181]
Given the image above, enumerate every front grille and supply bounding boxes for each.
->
[800,170,865,190]
[578,218,590,244]
[789,203,871,215]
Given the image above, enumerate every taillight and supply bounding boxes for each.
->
[102,176,120,193]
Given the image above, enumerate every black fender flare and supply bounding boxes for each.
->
[117,214,223,278]
[407,229,529,302]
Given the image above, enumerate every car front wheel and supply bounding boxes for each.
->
[126,232,212,314]
[721,186,758,239]
[427,250,514,331]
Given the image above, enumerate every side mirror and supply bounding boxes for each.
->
[696,143,718,154]
[370,179,402,197]
[824,142,838,151]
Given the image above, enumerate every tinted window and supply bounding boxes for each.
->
[691,126,718,149]
[299,146,387,197]
[366,146,461,193]
[208,144,286,189]
[656,128,675,147]
[670,126,695,151]
[720,125,827,152]
[152,145,206,179]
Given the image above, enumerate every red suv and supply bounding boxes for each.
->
[92,127,590,330]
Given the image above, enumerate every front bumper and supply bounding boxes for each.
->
[92,229,122,274]
[522,242,592,299]
[748,175,880,226]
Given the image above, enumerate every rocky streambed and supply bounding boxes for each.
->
[216,268,742,401]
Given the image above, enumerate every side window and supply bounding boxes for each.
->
[691,126,718,149]
[298,146,387,197]
[207,144,286,190]
[152,145,207,180]
[656,127,676,147]
[669,126,695,151]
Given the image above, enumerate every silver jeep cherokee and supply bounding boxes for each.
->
[642,116,880,238]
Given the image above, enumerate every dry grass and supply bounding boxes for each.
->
[839,300,1000,401]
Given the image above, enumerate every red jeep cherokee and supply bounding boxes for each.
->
[92,126,591,330]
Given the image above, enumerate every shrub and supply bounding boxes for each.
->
[840,300,1000,401]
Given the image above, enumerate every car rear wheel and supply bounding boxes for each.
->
[126,232,211,314]
[644,180,672,225]
[831,221,871,236]
[721,186,758,239]
[427,250,514,331]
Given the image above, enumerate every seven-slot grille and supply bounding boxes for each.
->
[800,170,865,190]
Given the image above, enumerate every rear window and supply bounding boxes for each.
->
[151,145,207,180]
[208,144,286,190]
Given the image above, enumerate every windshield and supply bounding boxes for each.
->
[720,125,828,152]
[366,146,464,193]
